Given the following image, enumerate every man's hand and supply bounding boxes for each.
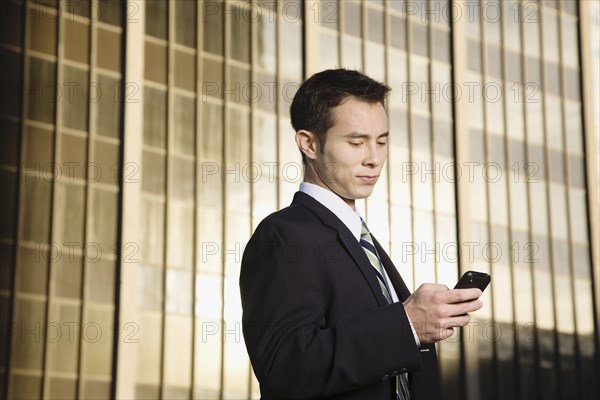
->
[403,283,483,344]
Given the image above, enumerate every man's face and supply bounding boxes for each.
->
[314,97,388,207]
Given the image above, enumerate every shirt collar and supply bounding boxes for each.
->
[299,182,362,241]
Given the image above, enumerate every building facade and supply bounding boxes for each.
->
[0,0,598,399]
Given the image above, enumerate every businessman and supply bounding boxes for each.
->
[240,69,483,399]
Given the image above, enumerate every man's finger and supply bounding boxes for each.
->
[446,288,482,303]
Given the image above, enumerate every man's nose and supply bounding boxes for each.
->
[364,142,382,166]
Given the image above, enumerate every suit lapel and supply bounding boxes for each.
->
[292,192,390,307]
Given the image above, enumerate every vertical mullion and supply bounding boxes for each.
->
[518,0,541,397]
[160,0,174,398]
[478,4,500,397]
[42,1,64,398]
[499,1,522,397]
[220,1,229,398]
[557,3,584,398]
[537,6,563,396]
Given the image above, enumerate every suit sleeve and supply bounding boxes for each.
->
[240,218,423,399]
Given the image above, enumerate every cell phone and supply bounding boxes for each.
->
[454,270,490,292]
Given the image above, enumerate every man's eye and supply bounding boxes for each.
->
[349,142,362,146]
[378,141,387,146]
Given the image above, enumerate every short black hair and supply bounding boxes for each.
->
[290,69,391,161]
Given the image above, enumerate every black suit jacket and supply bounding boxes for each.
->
[240,191,442,399]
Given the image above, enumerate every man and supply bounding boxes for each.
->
[240,69,483,399]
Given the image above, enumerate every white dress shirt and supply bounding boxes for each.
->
[299,182,420,347]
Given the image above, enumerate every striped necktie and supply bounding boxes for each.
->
[360,221,411,400]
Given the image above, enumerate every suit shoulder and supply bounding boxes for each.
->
[252,203,321,240]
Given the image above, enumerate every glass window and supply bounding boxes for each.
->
[144,41,167,84]
[19,175,51,243]
[549,183,568,239]
[175,0,196,47]
[411,22,428,57]
[140,199,165,266]
[24,125,53,170]
[65,0,89,17]
[86,258,115,304]
[368,8,384,43]
[319,0,339,30]
[390,14,406,50]
[46,303,80,372]
[61,133,87,182]
[17,245,48,294]
[230,4,250,63]
[174,95,196,155]
[62,66,89,131]
[257,13,276,72]
[29,9,56,55]
[90,188,118,254]
[432,28,449,63]
[529,181,548,235]
[28,57,56,124]
[56,182,85,245]
[143,87,167,148]
[48,378,77,399]
[96,74,121,138]
[542,10,559,62]
[166,269,193,313]
[468,39,481,72]
[81,307,113,375]
[319,31,339,71]
[202,57,223,100]
[569,188,588,243]
[201,102,223,161]
[564,101,583,154]
[483,1,501,43]
[97,28,121,72]
[145,0,167,39]
[522,6,540,57]
[410,57,429,113]
[12,299,45,369]
[228,64,250,106]
[545,61,560,96]
[502,1,521,51]
[344,1,362,37]
[94,140,119,185]
[412,114,431,153]
[549,149,564,184]
[561,17,579,67]
[203,0,223,55]
[142,150,165,195]
[545,95,562,150]
[64,19,89,63]
[486,44,502,79]
[171,157,195,201]
[434,119,453,158]
[565,67,580,101]
[568,154,584,188]
[98,0,122,26]
[506,51,521,83]
[528,144,546,181]
[525,56,542,92]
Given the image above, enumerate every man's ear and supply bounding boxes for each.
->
[295,130,319,161]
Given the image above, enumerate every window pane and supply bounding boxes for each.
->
[29,9,56,55]
[175,0,196,47]
[144,41,167,83]
[62,66,89,131]
[174,50,196,90]
[98,0,122,26]
[344,1,362,37]
[145,0,167,39]
[143,87,167,148]
[28,57,56,123]
[367,8,384,43]
[203,0,223,55]
[230,3,250,63]
[411,22,428,57]
[140,199,165,266]
[19,175,51,243]
[96,74,121,138]
[90,188,118,254]
[64,19,89,63]
[97,28,121,72]
[174,95,196,155]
